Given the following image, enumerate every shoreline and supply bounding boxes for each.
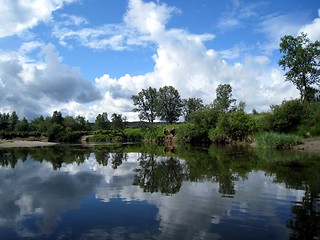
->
[0,140,58,148]
[0,137,319,153]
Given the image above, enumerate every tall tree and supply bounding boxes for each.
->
[94,112,109,130]
[111,113,127,134]
[213,84,236,112]
[278,33,320,102]
[157,86,183,124]
[182,97,204,122]
[132,87,158,123]
[8,111,19,131]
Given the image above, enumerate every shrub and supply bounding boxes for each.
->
[209,110,255,143]
[255,132,302,149]
[176,123,209,143]
[124,128,145,142]
[269,100,305,133]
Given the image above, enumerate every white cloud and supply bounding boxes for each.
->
[53,0,299,120]
[257,14,302,53]
[299,15,320,41]
[0,43,101,119]
[0,0,76,38]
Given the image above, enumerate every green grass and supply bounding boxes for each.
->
[255,132,303,149]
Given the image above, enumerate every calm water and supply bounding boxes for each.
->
[0,144,319,240]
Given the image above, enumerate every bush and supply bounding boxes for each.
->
[269,100,305,133]
[253,112,273,132]
[209,111,255,143]
[124,128,145,142]
[255,132,302,149]
[176,123,209,143]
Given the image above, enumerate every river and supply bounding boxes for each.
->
[0,143,319,239]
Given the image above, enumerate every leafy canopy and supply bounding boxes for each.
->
[278,33,320,102]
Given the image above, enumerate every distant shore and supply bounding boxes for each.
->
[0,140,58,148]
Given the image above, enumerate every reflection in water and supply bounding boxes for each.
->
[0,144,319,239]
[133,153,186,195]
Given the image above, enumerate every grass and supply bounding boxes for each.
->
[255,132,303,149]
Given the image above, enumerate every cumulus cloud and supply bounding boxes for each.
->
[90,0,298,118]
[0,43,102,119]
[0,0,313,121]
[298,10,320,41]
[0,0,75,38]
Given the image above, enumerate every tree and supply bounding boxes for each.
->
[94,112,109,130]
[182,97,204,122]
[0,113,9,130]
[8,111,19,131]
[15,117,29,132]
[132,87,158,123]
[111,113,127,134]
[213,84,236,112]
[278,33,320,102]
[157,86,183,123]
[50,111,63,125]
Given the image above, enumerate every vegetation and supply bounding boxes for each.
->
[255,132,303,149]
[279,33,320,102]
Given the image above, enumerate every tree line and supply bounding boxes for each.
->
[0,111,127,142]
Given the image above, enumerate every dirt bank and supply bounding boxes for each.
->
[293,137,320,153]
[0,140,58,148]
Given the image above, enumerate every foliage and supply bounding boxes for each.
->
[124,128,145,142]
[157,86,183,123]
[212,84,236,112]
[255,132,303,149]
[175,123,208,143]
[209,110,255,143]
[94,112,110,131]
[278,33,320,102]
[111,113,127,133]
[182,97,204,122]
[132,87,158,123]
[269,99,305,133]
[178,108,221,142]
[252,112,273,132]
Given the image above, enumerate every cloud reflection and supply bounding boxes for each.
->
[0,152,306,239]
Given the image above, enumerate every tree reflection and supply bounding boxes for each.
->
[287,187,320,240]
[111,152,128,169]
[133,153,185,195]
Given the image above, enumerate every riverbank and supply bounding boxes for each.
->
[0,140,58,148]
[293,137,320,153]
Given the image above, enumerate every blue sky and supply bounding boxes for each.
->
[0,0,319,121]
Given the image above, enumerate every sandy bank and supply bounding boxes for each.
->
[0,140,58,148]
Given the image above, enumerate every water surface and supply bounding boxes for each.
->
[0,144,319,239]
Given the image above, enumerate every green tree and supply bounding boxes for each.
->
[0,113,9,130]
[213,84,236,112]
[111,113,127,135]
[278,33,320,102]
[269,99,305,133]
[157,86,183,124]
[209,110,255,143]
[30,115,47,132]
[75,115,91,131]
[15,117,29,132]
[8,111,19,131]
[182,97,204,122]
[132,87,158,123]
[94,112,109,130]
[50,111,63,125]
[63,116,78,131]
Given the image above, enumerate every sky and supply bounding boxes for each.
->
[0,0,319,122]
